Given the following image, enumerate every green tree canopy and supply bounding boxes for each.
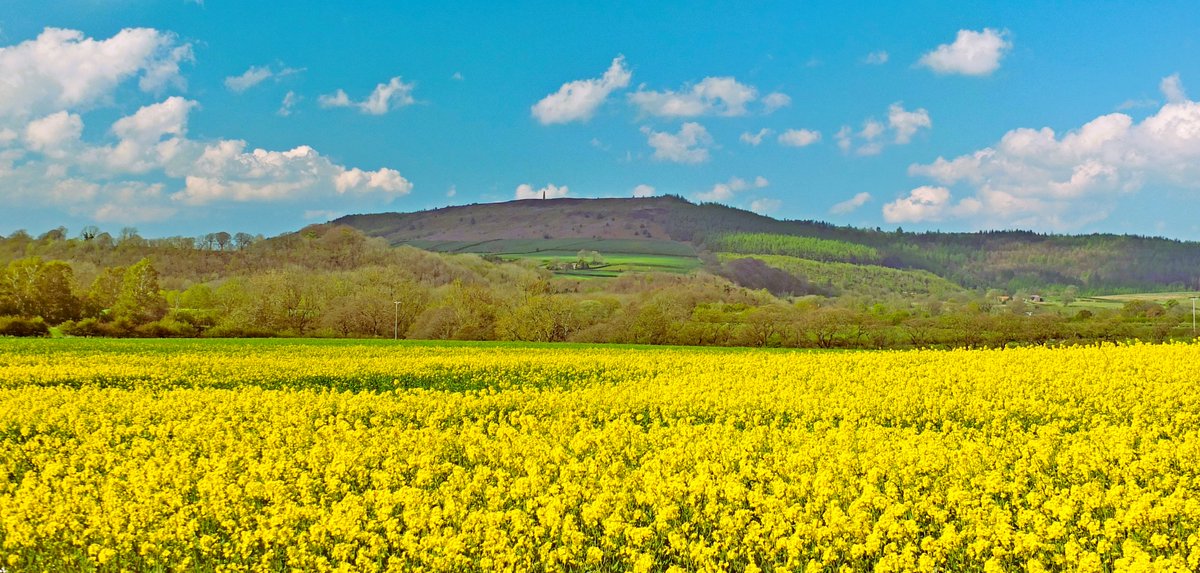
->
[112,258,168,325]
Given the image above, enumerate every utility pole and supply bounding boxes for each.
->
[393,299,403,340]
[1192,296,1197,337]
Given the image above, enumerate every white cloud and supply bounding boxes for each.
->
[1117,98,1158,111]
[334,167,412,195]
[888,103,932,143]
[1,88,413,221]
[175,141,412,204]
[319,77,415,115]
[633,184,655,197]
[446,185,457,198]
[918,28,1011,76]
[882,186,981,223]
[696,175,768,202]
[515,183,568,200]
[451,72,464,81]
[319,90,351,108]
[1161,73,1187,104]
[861,120,886,141]
[830,192,872,214]
[740,128,772,146]
[24,111,83,157]
[642,122,713,164]
[112,96,194,142]
[763,92,791,114]
[224,64,302,93]
[140,44,194,93]
[303,209,341,221]
[92,182,176,223]
[904,75,1200,229]
[835,126,853,152]
[864,51,889,65]
[630,77,759,117]
[0,27,192,120]
[225,66,272,93]
[530,56,631,124]
[778,128,821,148]
[749,198,782,215]
[178,176,308,205]
[97,96,197,174]
[277,91,299,117]
[843,119,886,156]
[837,102,931,155]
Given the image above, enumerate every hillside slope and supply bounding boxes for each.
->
[334,197,1200,293]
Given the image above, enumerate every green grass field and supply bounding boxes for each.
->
[718,253,965,296]
[404,237,697,257]
[1035,291,1200,311]
[400,238,701,277]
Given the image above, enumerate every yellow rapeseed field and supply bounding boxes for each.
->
[1,339,1199,572]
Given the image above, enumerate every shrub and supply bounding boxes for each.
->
[0,316,50,337]
[135,318,198,338]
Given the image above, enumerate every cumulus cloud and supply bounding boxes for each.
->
[515,183,569,200]
[24,111,83,157]
[0,27,192,120]
[633,184,656,197]
[334,167,412,195]
[749,197,782,215]
[695,175,768,202]
[837,121,885,156]
[277,91,299,117]
[864,51,889,65]
[102,96,198,173]
[319,77,415,115]
[92,182,177,223]
[888,103,932,143]
[740,128,772,146]
[837,102,931,155]
[224,64,302,93]
[173,141,411,205]
[530,56,631,124]
[902,75,1200,229]
[630,77,767,117]
[0,29,414,226]
[1161,73,1187,104]
[225,66,272,92]
[778,128,821,148]
[830,192,872,214]
[918,28,1011,76]
[762,92,791,114]
[641,122,713,164]
[882,186,981,223]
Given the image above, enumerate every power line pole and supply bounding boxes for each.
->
[393,299,403,340]
[1192,296,1197,337]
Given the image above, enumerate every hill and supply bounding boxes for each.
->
[3,216,1195,347]
[334,196,1200,294]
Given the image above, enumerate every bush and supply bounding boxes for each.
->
[60,318,129,337]
[134,318,198,338]
[0,316,50,337]
[203,323,278,338]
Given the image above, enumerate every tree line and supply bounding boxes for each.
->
[0,224,1193,347]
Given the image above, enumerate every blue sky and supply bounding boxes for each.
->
[4,1,1200,239]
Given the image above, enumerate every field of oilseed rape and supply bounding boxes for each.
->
[2,340,1200,572]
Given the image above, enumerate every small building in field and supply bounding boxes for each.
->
[1028,294,1044,303]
